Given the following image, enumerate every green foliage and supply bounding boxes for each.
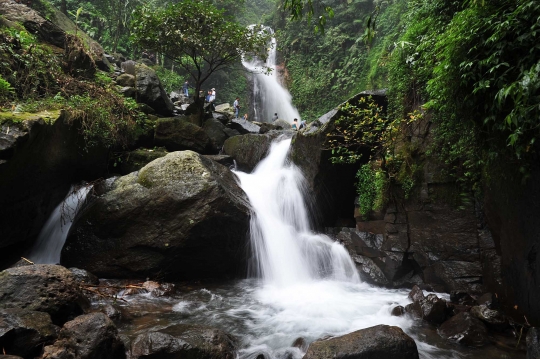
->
[356,164,387,219]
[276,0,406,119]
[385,0,540,190]
[0,28,63,100]
[155,67,185,94]
[131,0,270,98]
[0,75,14,99]
[326,96,389,164]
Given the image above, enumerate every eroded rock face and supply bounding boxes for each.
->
[135,64,174,116]
[304,325,419,359]
[130,324,237,359]
[0,309,59,358]
[42,313,125,359]
[203,117,230,152]
[527,327,540,359]
[155,117,213,154]
[438,312,488,347]
[470,304,508,331]
[290,92,384,227]
[0,265,89,325]
[223,133,284,172]
[62,151,251,280]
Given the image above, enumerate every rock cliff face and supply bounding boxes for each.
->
[0,112,109,266]
[484,162,540,325]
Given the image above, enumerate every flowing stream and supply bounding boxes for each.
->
[27,185,92,264]
[115,139,522,359]
[242,29,301,123]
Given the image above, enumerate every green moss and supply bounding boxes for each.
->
[0,109,61,125]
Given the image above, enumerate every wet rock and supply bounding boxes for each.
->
[527,327,540,359]
[130,324,237,359]
[0,356,24,359]
[154,117,213,154]
[470,304,508,331]
[256,122,280,134]
[0,265,89,325]
[69,267,99,285]
[303,325,419,359]
[42,313,125,359]
[291,337,308,351]
[477,292,499,309]
[408,285,425,302]
[0,308,59,358]
[446,302,471,317]
[438,312,488,347]
[228,118,261,134]
[450,291,477,306]
[405,302,423,319]
[63,151,251,281]
[420,294,447,325]
[352,254,390,286]
[134,64,174,116]
[391,306,405,317]
[142,281,176,297]
[98,304,121,321]
[222,133,282,172]
[203,117,229,152]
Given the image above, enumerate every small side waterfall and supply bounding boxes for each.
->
[27,185,92,264]
[235,139,359,287]
[243,30,301,123]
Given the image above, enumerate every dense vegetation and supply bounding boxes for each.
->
[2,0,539,210]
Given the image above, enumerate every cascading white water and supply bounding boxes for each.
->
[242,30,301,123]
[27,185,92,264]
[235,139,359,287]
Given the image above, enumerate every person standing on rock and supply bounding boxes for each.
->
[210,88,216,102]
[243,113,248,121]
[182,80,191,97]
[292,118,298,130]
[272,113,278,122]
[233,97,240,119]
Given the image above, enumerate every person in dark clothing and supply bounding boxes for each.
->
[271,113,278,122]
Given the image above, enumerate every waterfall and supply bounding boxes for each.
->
[242,29,301,124]
[235,139,359,287]
[27,185,92,264]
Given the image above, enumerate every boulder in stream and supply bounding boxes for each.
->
[0,265,89,325]
[154,117,213,154]
[438,312,488,347]
[130,324,237,359]
[42,313,125,359]
[62,151,251,280]
[222,133,284,172]
[303,325,419,359]
[0,308,59,358]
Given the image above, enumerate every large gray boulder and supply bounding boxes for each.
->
[0,265,89,325]
[0,309,59,358]
[130,324,237,359]
[203,118,229,152]
[223,133,284,172]
[228,118,260,134]
[62,151,251,280]
[155,117,213,154]
[135,64,174,116]
[42,313,125,359]
[303,325,419,359]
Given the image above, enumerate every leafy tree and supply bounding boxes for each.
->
[131,0,270,103]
